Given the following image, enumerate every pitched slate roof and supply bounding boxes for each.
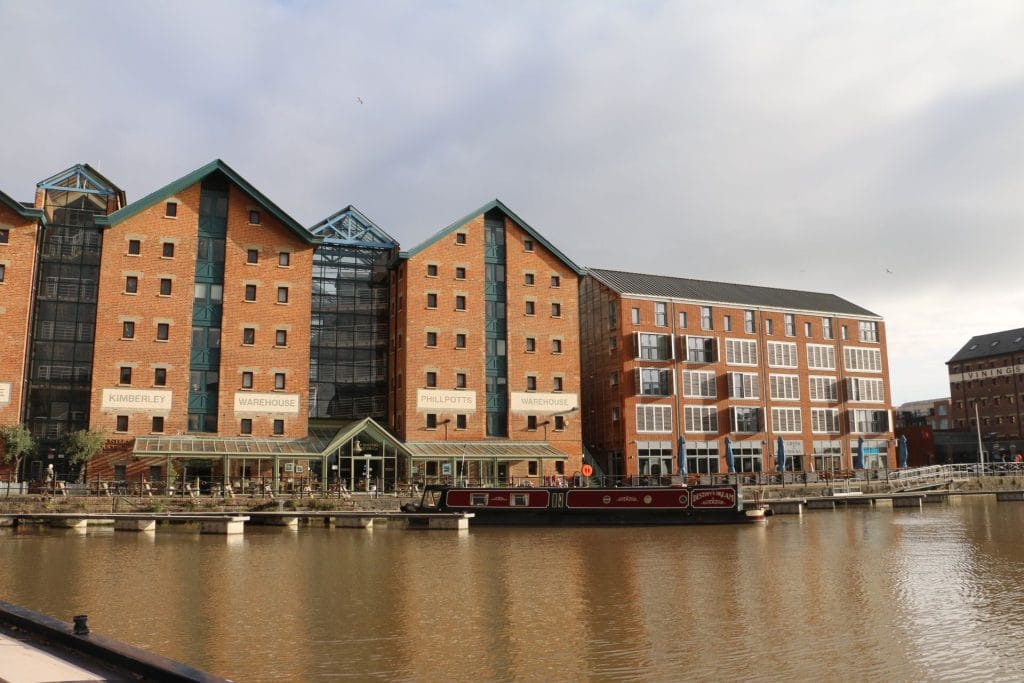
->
[398,199,583,275]
[0,189,45,222]
[94,159,320,245]
[947,327,1024,363]
[588,268,879,317]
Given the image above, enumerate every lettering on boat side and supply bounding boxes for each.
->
[566,489,692,510]
[690,488,737,508]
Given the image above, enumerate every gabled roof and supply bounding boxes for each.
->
[94,159,320,245]
[0,189,45,223]
[37,163,126,206]
[318,417,405,455]
[308,205,398,249]
[947,327,1024,364]
[589,268,879,317]
[398,199,584,275]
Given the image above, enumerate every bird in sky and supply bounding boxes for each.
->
[357,97,363,104]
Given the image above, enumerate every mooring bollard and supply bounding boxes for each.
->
[73,614,89,635]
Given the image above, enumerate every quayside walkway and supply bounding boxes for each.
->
[758,463,1024,515]
[0,599,226,682]
[0,510,472,534]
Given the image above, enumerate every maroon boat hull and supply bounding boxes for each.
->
[422,485,765,526]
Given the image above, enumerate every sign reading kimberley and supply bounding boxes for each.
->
[101,388,172,411]
[510,392,578,415]
[416,389,477,412]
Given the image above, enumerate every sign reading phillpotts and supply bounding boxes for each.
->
[416,389,477,412]
[0,382,10,405]
[234,393,300,415]
[509,392,578,415]
[101,388,172,412]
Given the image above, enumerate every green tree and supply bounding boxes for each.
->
[61,429,105,483]
[0,424,36,483]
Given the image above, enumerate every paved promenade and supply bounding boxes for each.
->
[0,631,107,682]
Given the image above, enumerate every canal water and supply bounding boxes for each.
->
[2,496,1024,682]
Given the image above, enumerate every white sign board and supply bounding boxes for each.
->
[416,389,477,412]
[234,392,301,415]
[101,388,172,412]
[0,382,10,405]
[509,392,578,415]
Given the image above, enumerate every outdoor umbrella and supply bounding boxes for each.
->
[776,436,786,473]
[677,435,687,477]
[725,436,735,473]
[854,436,865,469]
[898,434,909,469]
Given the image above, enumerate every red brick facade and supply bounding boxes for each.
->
[948,334,1024,440]
[390,205,584,479]
[90,175,315,440]
[580,273,895,477]
[0,200,41,426]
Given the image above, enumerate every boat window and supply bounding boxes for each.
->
[470,493,488,506]
[511,493,529,507]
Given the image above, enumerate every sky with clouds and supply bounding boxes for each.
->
[3,0,1023,404]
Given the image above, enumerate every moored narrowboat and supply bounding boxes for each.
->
[411,483,766,526]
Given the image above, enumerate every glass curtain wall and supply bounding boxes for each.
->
[187,175,228,433]
[308,208,396,423]
[25,168,121,472]
[484,210,508,436]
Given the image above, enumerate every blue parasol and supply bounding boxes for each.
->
[776,436,786,473]
[677,435,687,477]
[898,434,909,469]
[854,436,865,469]
[725,436,735,473]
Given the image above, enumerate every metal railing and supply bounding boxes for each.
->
[8,473,421,498]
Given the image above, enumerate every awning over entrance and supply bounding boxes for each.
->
[133,430,336,458]
[403,441,568,460]
[129,419,414,493]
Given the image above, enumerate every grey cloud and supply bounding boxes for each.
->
[4,1,1024,403]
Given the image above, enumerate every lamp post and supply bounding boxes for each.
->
[975,403,985,473]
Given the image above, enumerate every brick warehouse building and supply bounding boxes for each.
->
[579,269,895,479]
[0,161,377,490]
[947,327,1024,457]
[0,190,46,429]
[389,201,586,484]
[2,160,899,490]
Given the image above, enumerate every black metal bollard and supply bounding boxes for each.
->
[73,614,90,635]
